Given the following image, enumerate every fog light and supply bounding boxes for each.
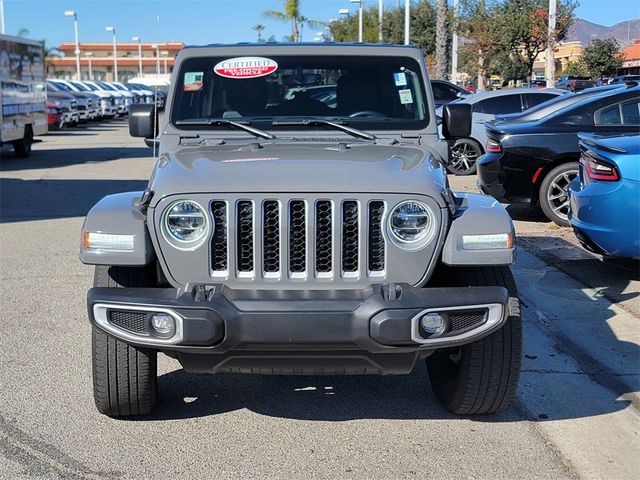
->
[150,313,175,337]
[420,312,447,337]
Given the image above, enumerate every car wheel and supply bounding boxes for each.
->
[538,162,579,227]
[447,138,482,176]
[12,126,33,158]
[92,265,158,417]
[427,266,522,415]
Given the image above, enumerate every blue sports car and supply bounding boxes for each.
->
[569,133,640,258]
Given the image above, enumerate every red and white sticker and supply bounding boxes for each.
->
[214,56,278,79]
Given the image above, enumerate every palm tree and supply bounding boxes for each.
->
[435,0,448,79]
[253,24,266,42]
[17,28,30,38]
[263,0,325,42]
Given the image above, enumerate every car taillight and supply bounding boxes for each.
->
[486,139,503,154]
[581,155,620,182]
[571,80,576,87]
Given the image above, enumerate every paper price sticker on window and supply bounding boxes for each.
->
[184,72,204,92]
[398,89,413,105]
[214,57,278,79]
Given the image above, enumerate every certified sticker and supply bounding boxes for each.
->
[214,56,278,79]
[398,89,414,105]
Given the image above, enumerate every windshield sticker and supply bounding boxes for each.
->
[398,89,413,105]
[214,57,278,79]
[393,72,407,87]
[184,72,204,92]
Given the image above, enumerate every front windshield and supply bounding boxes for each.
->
[52,81,72,92]
[98,82,116,91]
[171,55,429,131]
[70,81,90,92]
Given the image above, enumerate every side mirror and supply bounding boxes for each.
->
[129,104,158,138]
[442,103,472,139]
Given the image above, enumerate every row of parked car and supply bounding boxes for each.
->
[45,79,167,129]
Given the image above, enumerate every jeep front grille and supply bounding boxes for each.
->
[210,198,387,281]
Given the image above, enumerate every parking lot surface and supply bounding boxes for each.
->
[1,122,639,479]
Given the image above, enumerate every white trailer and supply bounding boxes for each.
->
[0,34,47,158]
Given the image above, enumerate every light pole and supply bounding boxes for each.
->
[132,36,142,76]
[64,10,81,80]
[105,26,117,81]
[0,0,6,35]
[86,52,93,80]
[545,0,557,87]
[451,0,459,83]
[349,0,364,43]
[161,51,168,74]
[404,0,410,45]
[378,0,383,42]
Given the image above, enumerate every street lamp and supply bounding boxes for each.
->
[105,26,117,81]
[132,36,142,76]
[161,51,168,74]
[64,10,81,80]
[85,52,93,80]
[349,0,364,43]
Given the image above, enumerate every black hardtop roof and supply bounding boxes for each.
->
[182,41,420,50]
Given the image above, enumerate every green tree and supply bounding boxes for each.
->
[435,0,449,79]
[563,60,590,77]
[582,38,624,78]
[17,28,30,37]
[501,0,577,80]
[253,24,266,42]
[263,0,325,42]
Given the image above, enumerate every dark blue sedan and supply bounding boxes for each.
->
[569,133,640,258]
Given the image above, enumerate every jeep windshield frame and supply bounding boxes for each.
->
[170,54,429,133]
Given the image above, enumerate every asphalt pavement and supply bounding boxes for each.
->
[1,121,638,479]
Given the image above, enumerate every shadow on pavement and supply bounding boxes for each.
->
[0,146,150,172]
[0,178,147,222]
[506,204,550,223]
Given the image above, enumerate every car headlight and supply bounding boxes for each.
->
[388,200,435,246]
[162,200,210,248]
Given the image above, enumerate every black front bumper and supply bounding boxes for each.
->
[477,154,507,201]
[88,284,510,375]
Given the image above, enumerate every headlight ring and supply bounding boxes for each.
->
[387,200,436,248]
[162,200,210,249]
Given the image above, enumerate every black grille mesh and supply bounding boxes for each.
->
[263,201,280,272]
[448,309,488,333]
[108,310,148,334]
[342,201,359,272]
[315,201,332,273]
[289,201,306,273]
[237,201,254,272]
[211,201,228,271]
[368,201,385,272]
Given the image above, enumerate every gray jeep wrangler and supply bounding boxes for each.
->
[80,44,521,417]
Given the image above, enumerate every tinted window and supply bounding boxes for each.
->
[432,82,459,101]
[474,95,522,114]
[598,105,622,125]
[527,93,559,108]
[621,101,640,125]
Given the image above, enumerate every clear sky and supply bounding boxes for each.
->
[3,0,640,48]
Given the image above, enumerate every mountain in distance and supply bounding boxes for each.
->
[567,18,640,47]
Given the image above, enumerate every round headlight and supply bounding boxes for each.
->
[163,200,209,246]
[388,201,435,245]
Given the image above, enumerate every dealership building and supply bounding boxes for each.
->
[46,42,184,81]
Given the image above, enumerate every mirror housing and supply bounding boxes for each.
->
[129,104,158,139]
[442,103,472,139]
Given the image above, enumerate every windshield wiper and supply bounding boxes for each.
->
[175,118,276,139]
[272,119,376,141]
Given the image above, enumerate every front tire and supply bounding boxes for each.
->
[91,265,158,416]
[13,126,33,158]
[427,266,522,415]
[538,162,579,227]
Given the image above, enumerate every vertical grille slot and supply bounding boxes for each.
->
[211,201,228,271]
[342,201,359,273]
[237,201,254,272]
[263,201,280,273]
[289,200,306,273]
[368,201,385,272]
[315,201,333,273]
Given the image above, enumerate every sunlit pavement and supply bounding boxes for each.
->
[1,122,638,479]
